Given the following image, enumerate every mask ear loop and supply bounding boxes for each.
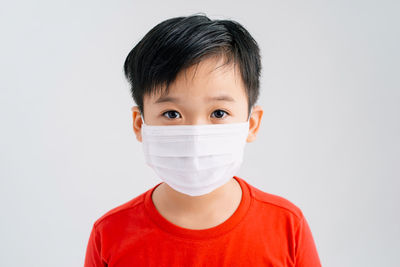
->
[140,113,145,125]
[247,106,253,122]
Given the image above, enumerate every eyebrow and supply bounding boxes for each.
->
[154,96,180,104]
[154,94,235,104]
[206,95,236,102]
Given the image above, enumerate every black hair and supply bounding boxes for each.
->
[123,13,262,118]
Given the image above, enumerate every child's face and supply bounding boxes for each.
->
[132,56,263,143]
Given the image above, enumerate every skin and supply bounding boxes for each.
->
[131,56,263,229]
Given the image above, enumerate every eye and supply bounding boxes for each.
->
[162,110,181,119]
[211,109,229,119]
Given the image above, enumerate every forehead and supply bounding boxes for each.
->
[145,56,247,102]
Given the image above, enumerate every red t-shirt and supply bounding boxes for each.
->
[84,176,321,266]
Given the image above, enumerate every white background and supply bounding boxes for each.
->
[1,0,399,266]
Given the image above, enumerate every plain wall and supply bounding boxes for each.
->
[1,0,399,266]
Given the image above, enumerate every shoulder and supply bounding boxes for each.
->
[243,178,304,220]
[92,190,148,229]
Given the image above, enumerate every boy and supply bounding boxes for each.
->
[84,14,321,266]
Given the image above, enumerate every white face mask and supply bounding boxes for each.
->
[140,109,251,196]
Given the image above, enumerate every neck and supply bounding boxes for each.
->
[152,177,242,216]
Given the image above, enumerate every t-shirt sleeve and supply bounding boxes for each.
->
[84,224,107,267]
[294,215,322,267]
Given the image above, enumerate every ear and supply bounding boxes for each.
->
[246,105,263,143]
[131,106,143,142]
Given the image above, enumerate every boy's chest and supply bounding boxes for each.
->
[105,226,295,267]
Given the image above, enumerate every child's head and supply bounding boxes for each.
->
[124,14,263,142]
